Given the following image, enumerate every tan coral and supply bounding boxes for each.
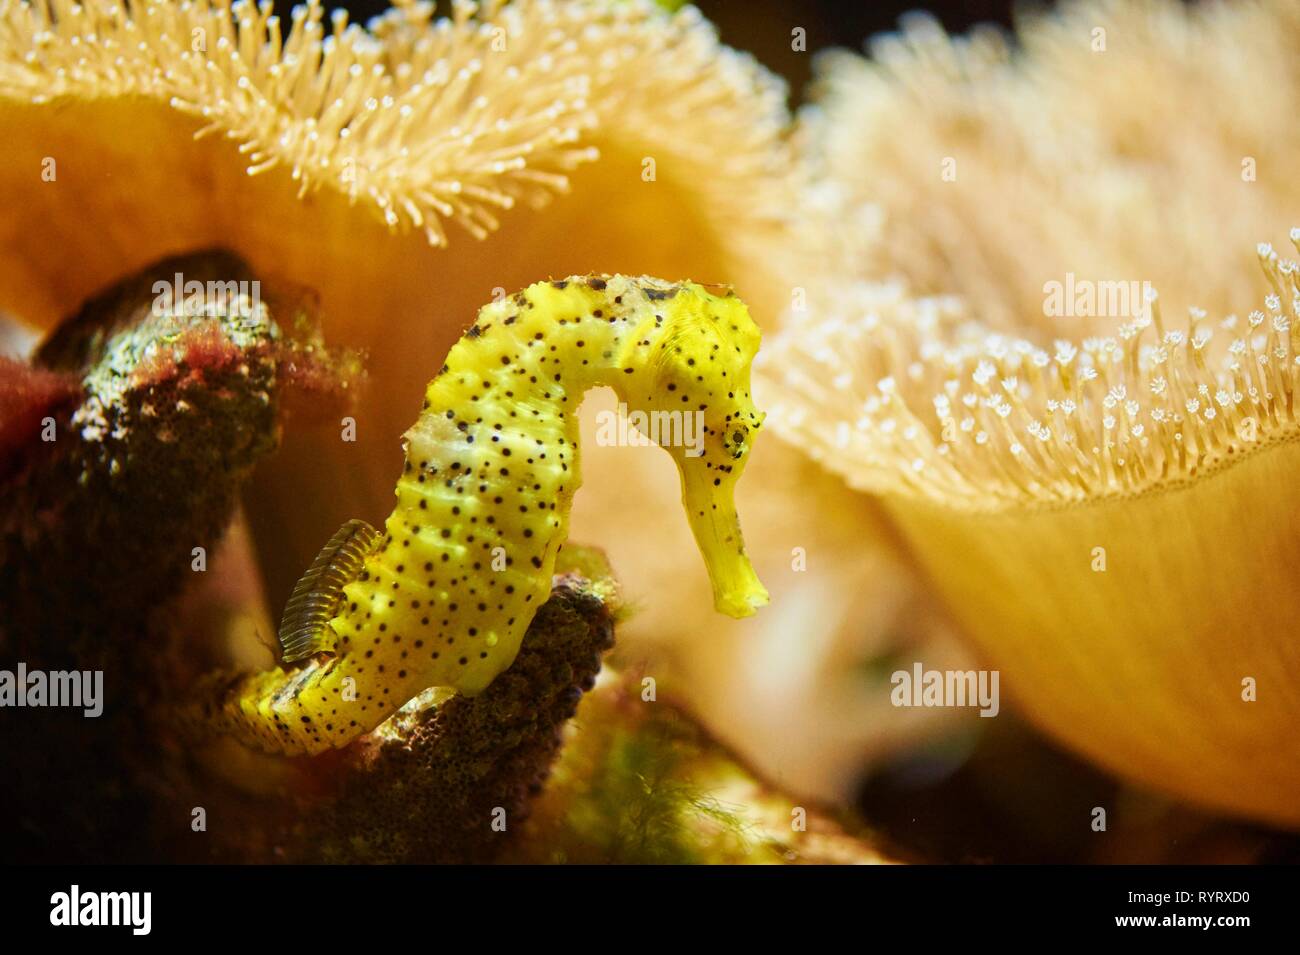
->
[760,247,1300,826]
[754,0,1300,827]
[0,0,802,667]
[799,0,1300,331]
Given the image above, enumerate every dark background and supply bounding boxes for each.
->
[696,0,1016,100]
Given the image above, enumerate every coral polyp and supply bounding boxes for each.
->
[762,238,1300,510]
[0,0,789,252]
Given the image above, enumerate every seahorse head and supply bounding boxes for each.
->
[619,279,769,618]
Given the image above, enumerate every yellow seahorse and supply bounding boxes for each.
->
[193,275,769,755]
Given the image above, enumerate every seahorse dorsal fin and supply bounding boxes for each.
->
[277,518,381,663]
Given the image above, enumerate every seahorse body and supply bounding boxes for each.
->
[201,275,768,755]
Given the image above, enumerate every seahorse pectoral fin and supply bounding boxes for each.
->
[679,466,769,619]
[278,518,381,663]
